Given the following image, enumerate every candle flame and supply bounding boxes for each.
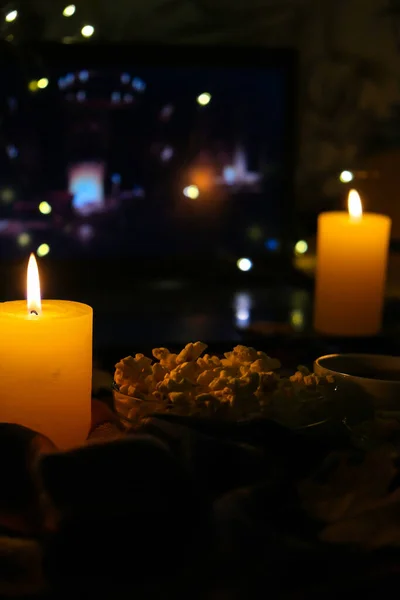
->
[27,253,41,315]
[348,189,363,220]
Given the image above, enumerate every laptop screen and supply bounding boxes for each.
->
[0,45,296,261]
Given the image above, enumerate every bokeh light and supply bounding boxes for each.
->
[5,10,17,23]
[121,73,130,84]
[339,170,354,183]
[62,5,76,17]
[183,185,200,199]
[78,224,94,242]
[265,238,280,252]
[234,292,252,328]
[69,162,105,215]
[197,93,211,106]
[81,25,95,38]
[39,201,52,215]
[28,80,38,92]
[237,258,253,272]
[160,146,174,162]
[132,77,146,92]
[37,243,50,257]
[132,185,145,198]
[223,166,236,185]
[6,145,18,159]
[78,70,89,82]
[1,188,15,204]
[76,90,86,102]
[290,308,305,331]
[17,233,31,248]
[37,78,49,89]
[159,104,174,121]
[111,91,121,103]
[190,168,214,191]
[236,309,250,321]
[247,225,263,242]
[294,240,308,255]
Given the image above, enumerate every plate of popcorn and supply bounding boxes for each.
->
[113,342,338,430]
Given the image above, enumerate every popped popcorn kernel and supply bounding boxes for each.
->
[197,354,221,370]
[176,342,208,364]
[290,371,304,383]
[152,362,168,383]
[174,361,199,382]
[197,368,221,387]
[152,347,177,369]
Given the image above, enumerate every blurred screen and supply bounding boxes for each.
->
[0,54,293,260]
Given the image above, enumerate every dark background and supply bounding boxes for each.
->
[1,0,400,363]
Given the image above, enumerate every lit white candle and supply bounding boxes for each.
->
[0,255,93,448]
[314,190,391,336]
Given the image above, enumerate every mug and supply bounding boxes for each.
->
[314,353,400,412]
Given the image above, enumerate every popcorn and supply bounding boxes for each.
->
[173,361,199,383]
[250,353,281,373]
[176,342,208,364]
[197,368,221,387]
[197,354,221,369]
[152,347,177,370]
[157,373,195,395]
[114,354,152,388]
[152,362,168,383]
[114,341,336,422]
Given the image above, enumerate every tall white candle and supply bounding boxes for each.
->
[314,190,391,336]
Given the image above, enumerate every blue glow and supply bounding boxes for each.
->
[78,70,89,82]
[234,292,252,328]
[265,238,280,252]
[65,73,75,85]
[76,90,86,102]
[121,73,130,84]
[6,145,18,159]
[71,179,100,210]
[223,166,236,185]
[132,77,146,92]
[111,173,121,184]
[69,163,104,215]
[111,91,121,103]
[58,77,66,89]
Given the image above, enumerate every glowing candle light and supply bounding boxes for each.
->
[0,255,93,448]
[314,190,391,336]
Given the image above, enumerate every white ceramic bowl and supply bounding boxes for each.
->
[314,353,400,411]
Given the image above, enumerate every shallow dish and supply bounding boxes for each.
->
[112,382,167,428]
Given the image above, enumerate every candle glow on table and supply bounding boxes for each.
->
[0,255,93,448]
[314,190,391,336]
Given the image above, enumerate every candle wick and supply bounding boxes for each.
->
[30,310,38,316]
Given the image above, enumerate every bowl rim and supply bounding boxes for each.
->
[112,381,168,405]
[314,353,400,385]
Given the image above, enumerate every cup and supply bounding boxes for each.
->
[314,354,400,412]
